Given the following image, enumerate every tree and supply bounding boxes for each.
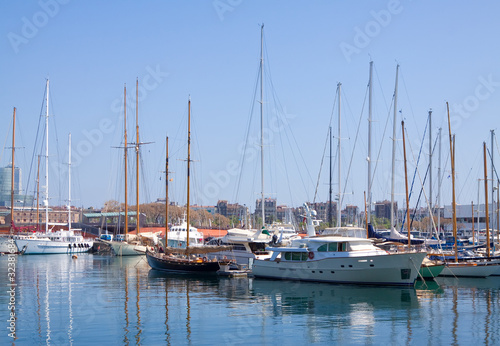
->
[103,200,120,212]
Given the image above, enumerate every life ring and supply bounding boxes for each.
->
[202,257,208,262]
[308,252,314,260]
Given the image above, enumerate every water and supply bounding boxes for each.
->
[1,254,500,345]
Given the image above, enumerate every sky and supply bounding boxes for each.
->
[1,1,500,214]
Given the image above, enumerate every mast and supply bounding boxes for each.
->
[428,109,432,233]
[165,136,169,243]
[491,130,495,234]
[437,127,442,236]
[367,61,373,224]
[45,79,49,233]
[187,98,191,248]
[124,84,128,237]
[391,65,399,231]
[328,126,332,227]
[36,156,40,231]
[260,23,265,227]
[484,142,491,258]
[10,108,16,232]
[337,82,341,228]
[447,102,458,262]
[402,121,411,245]
[136,78,140,235]
[68,133,72,231]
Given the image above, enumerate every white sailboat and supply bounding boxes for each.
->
[15,81,93,254]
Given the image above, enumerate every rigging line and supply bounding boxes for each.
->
[0,113,13,165]
[313,90,338,203]
[487,148,500,183]
[409,133,438,229]
[407,111,429,204]
[399,67,420,140]
[341,83,368,208]
[401,116,428,232]
[233,61,260,202]
[370,93,395,191]
[405,126,440,237]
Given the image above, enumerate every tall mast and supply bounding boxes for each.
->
[328,126,332,227]
[45,79,49,233]
[428,110,432,233]
[367,61,373,224]
[68,133,72,231]
[437,127,442,236]
[260,23,265,227]
[136,78,140,235]
[390,65,399,231]
[124,84,128,237]
[337,82,342,228]
[10,108,16,232]
[491,130,495,234]
[165,136,169,243]
[402,121,411,245]
[187,98,191,248]
[484,142,491,258]
[447,102,458,262]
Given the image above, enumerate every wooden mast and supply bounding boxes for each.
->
[165,136,169,244]
[446,102,458,262]
[186,98,191,249]
[10,108,16,233]
[402,121,411,246]
[484,142,491,258]
[136,78,140,235]
[124,84,128,237]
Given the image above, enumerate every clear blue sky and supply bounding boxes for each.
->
[1,1,499,214]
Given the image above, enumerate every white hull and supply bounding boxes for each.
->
[15,237,93,255]
[106,241,147,256]
[253,252,427,286]
[439,262,499,277]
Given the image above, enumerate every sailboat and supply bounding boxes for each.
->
[439,103,499,277]
[15,80,93,254]
[104,82,149,256]
[146,98,232,273]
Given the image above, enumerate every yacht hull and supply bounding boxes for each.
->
[146,251,220,273]
[15,238,93,255]
[253,252,427,286]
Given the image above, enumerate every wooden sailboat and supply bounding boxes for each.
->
[106,82,147,256]
[439,103,499,277]
[146,98,232,273]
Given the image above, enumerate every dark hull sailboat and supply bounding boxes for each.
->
[146,251,221,273]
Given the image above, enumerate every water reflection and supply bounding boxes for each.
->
[3,255,500,345]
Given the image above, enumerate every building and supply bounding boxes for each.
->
[307,201,337,225]
[255,198,277,223]
[374,200,397,220]
[191,205,217,215]
[345,205,359,225]
[7,206,80,227]
[216,200,247,220]
[0,165,33,207]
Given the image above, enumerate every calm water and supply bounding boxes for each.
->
[1,254,500,345]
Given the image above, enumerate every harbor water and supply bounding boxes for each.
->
[1,254,500,345]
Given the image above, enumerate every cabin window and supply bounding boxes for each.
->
[284,252,292,260]
[338,242,347,252]
[317,244,328,252]
[292,252,302,261]
[328,243,338,252]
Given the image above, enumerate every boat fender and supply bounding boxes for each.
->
[308,252,314,260]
